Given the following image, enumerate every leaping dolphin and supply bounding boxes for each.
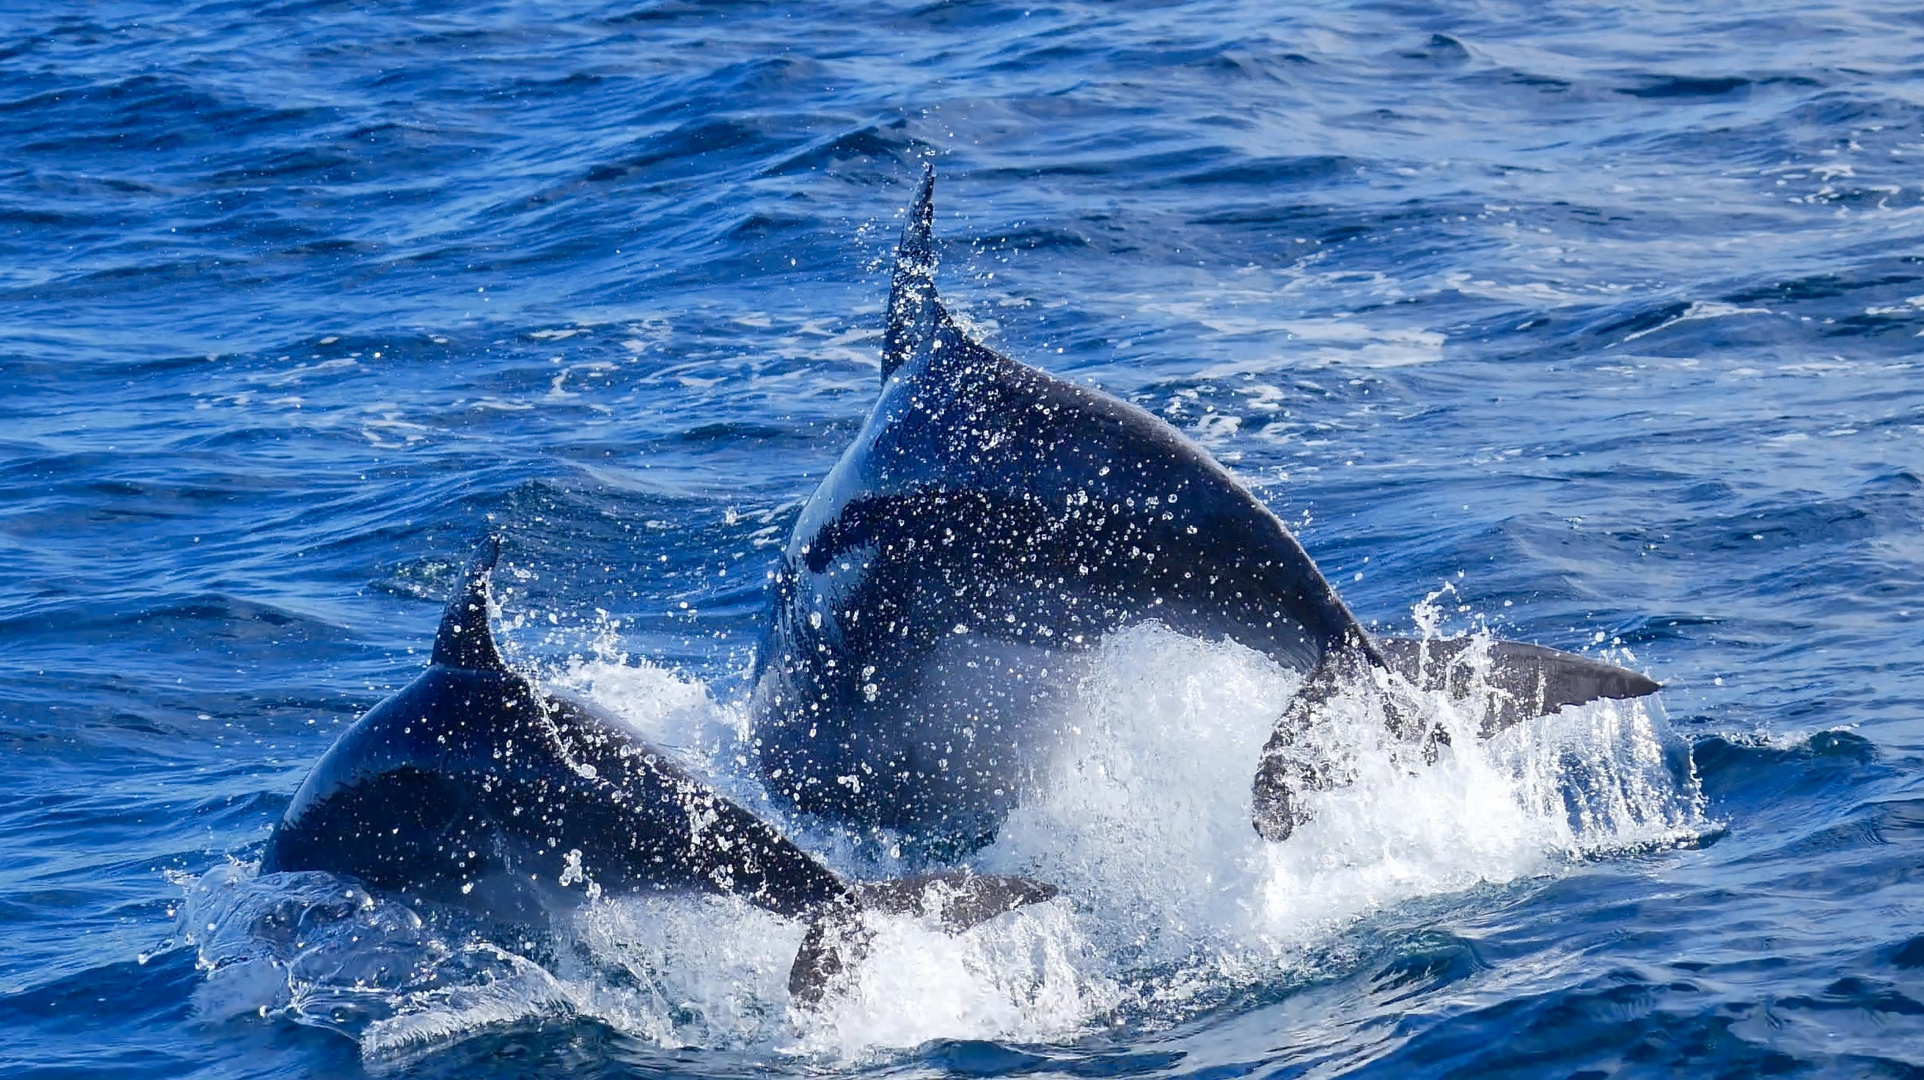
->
[750,166,1659,854]
[262,536,1056,1004]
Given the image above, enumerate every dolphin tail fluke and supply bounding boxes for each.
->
[882,162,946,381]
[787,872,1058,1006]
[1251,637,1660,842]
[430,534,510,673]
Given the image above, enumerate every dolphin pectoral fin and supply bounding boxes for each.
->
[786,872,1059,1006]
[1250,736,1323,844]
[1376,636,1660,738]
[1249,639,1492,843]
[1251,649,1359,843]
[431,534,510,674]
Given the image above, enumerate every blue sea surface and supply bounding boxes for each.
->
[4,0,1924,1076]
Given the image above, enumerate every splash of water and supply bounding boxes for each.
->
[183,615,1703,1062]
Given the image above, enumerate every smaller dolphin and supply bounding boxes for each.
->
[262,536,1054,1004]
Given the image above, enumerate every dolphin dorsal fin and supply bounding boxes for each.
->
[882,163,941,381]
[431,534,509,673]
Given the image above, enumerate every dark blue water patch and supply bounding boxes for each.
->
[1618,76,1757,100]
[1693,731,1882,818]
[1891,936,1924,970]
[1726,261,1924,309]
[1361,971,1810,1077]
[0,951,196,1044]
[1781,974,1924,1018]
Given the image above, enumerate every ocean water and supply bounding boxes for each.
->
[3,0,1923,1076]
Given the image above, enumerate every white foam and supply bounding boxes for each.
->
[794,902,1114,1058]
[193,615,1703,1062]
[986,627,1300,970]
[986,625,1697,987]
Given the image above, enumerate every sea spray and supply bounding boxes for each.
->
[185,612,1702,1061]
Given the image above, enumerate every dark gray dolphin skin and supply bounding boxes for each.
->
[751,166,1659,852]
[261,536,1055,1004]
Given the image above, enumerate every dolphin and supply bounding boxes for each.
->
[750,166,1659,853]
[262,536,1055,1004]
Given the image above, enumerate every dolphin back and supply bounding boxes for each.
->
[754,167,1373,853]
[262,536,852,918]
[758,166,1669,861]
